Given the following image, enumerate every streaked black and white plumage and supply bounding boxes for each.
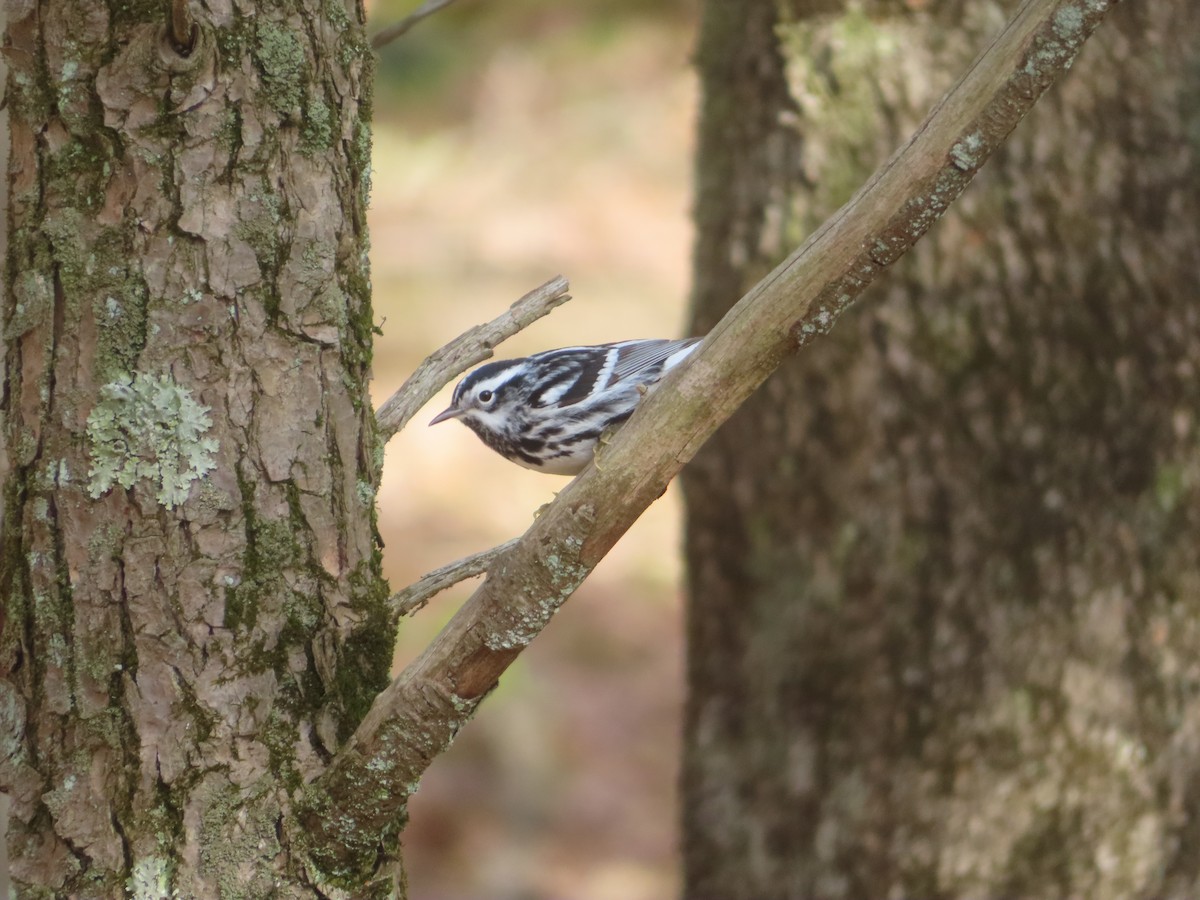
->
[430,338,701,475]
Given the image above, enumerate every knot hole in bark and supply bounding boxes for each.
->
[165,0,198,58]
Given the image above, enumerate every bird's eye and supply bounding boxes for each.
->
[478,389,494,404]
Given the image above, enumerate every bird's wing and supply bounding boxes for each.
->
[528,346,612,407]
[609,338,701,384]
[532,339,701,408]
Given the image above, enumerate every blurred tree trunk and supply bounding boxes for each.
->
[683,0,1200,897]
[0,2,396,895]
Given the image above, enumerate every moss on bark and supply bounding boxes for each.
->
[1,0,396,894]
[683,1,1200,897]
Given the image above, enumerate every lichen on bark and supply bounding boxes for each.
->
[683,1,1200,897]
[1,0,395,894]
[85,372,219,508]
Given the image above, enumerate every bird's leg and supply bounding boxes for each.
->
[533,490,561,518]
[591,424,622,472]
[594,385,650,472]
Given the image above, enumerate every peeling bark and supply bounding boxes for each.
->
[684,1,1200,898]
[0,1,394,895]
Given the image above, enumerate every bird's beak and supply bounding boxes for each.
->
[429,406,465,426]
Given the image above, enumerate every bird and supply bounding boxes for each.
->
[430,338,701,475]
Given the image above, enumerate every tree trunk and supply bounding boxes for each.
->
[683,1,1200,897]
[1,2,396,895]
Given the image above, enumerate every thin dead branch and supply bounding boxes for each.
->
[391,539,520,617]
[374,275,571,441]
[372,0,462,51]
[301,0,1118,878]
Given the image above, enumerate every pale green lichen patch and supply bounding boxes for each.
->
[950,130,985,171]
[86,372,219,509]
[485,540,591,650]
[300,94,334,156]
[1053,5,1084,38]
[7,270,53,338]
[255,22,307,118]
[127,856,177,900]
[198,780,283,899]
[0,682,27,766]
[1023,9,1087,79]
[355,479,375,507]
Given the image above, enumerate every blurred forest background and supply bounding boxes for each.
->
[366,2,700,898]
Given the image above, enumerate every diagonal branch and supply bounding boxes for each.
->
[374,275,571,441]
[372,0,462,51]
[301,0,1117,880]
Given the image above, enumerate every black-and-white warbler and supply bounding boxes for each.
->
[430,338,701,475]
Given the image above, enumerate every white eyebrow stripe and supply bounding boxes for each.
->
[462,366,524,401]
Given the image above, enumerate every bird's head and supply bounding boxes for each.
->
[429,359,530,433]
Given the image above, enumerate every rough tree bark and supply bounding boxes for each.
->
[683,1,1200,898]
[0,1,394,895]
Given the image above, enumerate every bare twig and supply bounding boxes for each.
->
[374,275,571,441]
[301,0,1116,876]
[372,0,461,51]
[391,539,519,617]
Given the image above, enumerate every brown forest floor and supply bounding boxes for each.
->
[368,8,698,899]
